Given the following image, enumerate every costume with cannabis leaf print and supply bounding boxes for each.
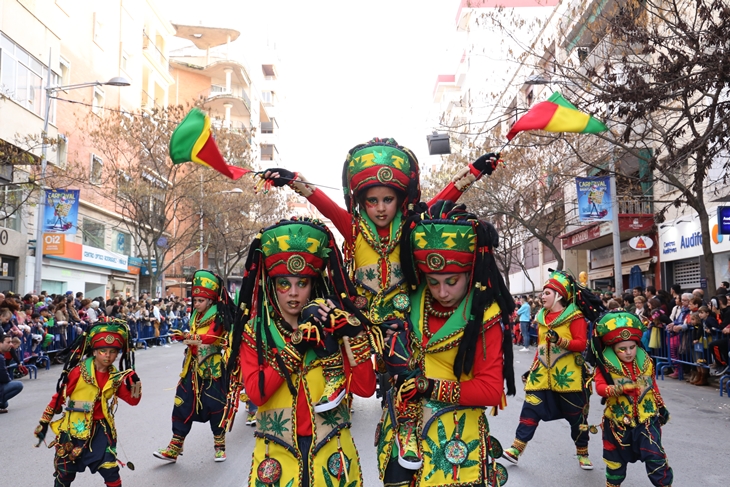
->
[235,218,376,487]
[504,271,593,469]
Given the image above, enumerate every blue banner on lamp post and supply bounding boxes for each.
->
[575,177,612,222]
[42,189,80,234]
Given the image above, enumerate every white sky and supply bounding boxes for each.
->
[155,0,462,202]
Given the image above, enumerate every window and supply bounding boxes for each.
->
[53,134,68,168]
[524,238,540,269]
[261,90,274,105]
[0,33,58,119]
[59,56,71,85]
[92,86,104,116]
[663,156,689,192]
[121,51,129,74]
[113,230,132,255]
[82,218,105,249]
[90,154,103,184]
[117,170,133,200]
[93,12,104,47]
[0,183,22,231]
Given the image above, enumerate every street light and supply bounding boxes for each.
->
[32,67,130,293]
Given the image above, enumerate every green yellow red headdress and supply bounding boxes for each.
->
[410,218,476,275]
[544,270,574,301]
[595,310,646,345]
[342,138,421,213]
[192,270,222,301]
[260,219,331,277]
[87,321,128,350]
[401,201,516,391]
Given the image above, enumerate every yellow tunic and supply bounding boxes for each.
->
[525,304,586,393]
[246,323,364,487]
[602,347,659,428]
[376,285,503,487]
[51,357,132,440]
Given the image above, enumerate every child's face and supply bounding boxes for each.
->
[426,273,470,308]
[613,340,638,363]
[93,347,119,369]
[699,310,708,320]
[363,186,399,229]
[274,276,313,321]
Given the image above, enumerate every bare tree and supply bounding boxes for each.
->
[55,104,254,291]
[198,174,286,286]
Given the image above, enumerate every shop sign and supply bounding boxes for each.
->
[564,224,602,249]
[718,207,730,235]
[628,236,653,250]
[42,233,65,255]
[82,247,128,272]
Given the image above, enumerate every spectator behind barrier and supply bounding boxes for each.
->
[0,330,24,413]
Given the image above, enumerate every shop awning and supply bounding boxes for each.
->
[588,258,655,281]
[560,215,655,250]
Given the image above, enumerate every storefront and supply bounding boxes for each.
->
[560,215,656,291]
[41,241,138,298]
[658,208,730,292]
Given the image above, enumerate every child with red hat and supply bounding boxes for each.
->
[593,310,673,487]
[34,320,140,487]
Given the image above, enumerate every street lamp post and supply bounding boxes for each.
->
[32,52,129,293]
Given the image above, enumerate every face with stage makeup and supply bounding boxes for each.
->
[613,340,638,363]
[426,273,470,308]
[362,186,399,229]
[275,276,313,323]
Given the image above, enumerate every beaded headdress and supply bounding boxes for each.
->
[341,138,421,213]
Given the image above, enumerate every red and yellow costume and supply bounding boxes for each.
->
[594,311,673,487]
[36,321,140,487]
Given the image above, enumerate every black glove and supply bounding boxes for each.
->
[34,421,49,441]
[658,406,670,426]
[472,152,499,175]
[263,167,296,187]
[125,371,140,390]
[290,321,324,355]
[546,330,559,343]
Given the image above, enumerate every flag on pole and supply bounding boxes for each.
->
[169,108,250,180]
[506,91,608,141]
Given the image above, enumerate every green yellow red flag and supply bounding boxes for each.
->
[506,91,608,141]
[169,108,250,180]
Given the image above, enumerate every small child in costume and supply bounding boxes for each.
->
[262,138,500,469]
[593,310,673,487]
[34,320,141,487]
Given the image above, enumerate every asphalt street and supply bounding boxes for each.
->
[1,342,728,486]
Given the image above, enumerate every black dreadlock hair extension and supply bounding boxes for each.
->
[401,200,516,395]
[341,138,421,215]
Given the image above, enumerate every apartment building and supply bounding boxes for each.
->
[0,0,175,296]
[436,0,729,294]
[166,24,282,292]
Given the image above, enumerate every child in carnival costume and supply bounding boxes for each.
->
[34,320,141,487]
[262,139,501,467]
[378,201,516,487]
[226,217,377,487]
[592,310,673,487]
[153,270,235,463]
[502,270,603,470]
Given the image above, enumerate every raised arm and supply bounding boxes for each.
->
[428,153,500,206]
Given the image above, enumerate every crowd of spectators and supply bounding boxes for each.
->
[510,282,730,384]
[0,288,194,413]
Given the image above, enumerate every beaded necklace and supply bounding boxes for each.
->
[274,317,293,338]
[424,290,456,318]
